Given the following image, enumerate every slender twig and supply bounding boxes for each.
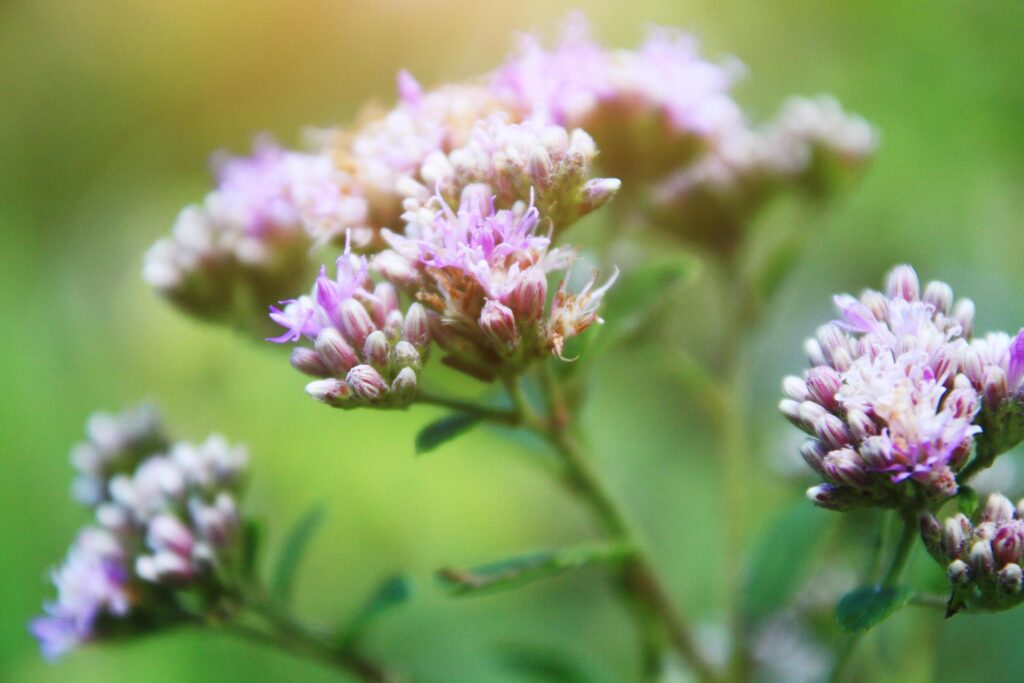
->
[535,365,723,683]
[416,390,521,425]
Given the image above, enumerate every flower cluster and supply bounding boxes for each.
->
[781,265,983,509]
[143,139,366,330]
[380,184,617,377]
[921,494,1024,612]
[32,407,249,659]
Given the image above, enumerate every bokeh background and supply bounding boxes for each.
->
[3,1,1024,681]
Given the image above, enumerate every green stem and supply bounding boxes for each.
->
[959,436,998,484]
[536,366,722,683]
[416,390,521,425]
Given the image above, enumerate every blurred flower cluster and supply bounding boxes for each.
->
[32,406,249,659]
[782,265,1024,510]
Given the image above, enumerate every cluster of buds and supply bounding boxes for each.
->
[377,184,616,378]
[143,139,369,331]
[413,114,620,235]
[652,96,876,253]
[781,265,983,509]
[32,407,249,659]
[957,329,1024,456]
[269,246,430,408]
[921,494,1024,612]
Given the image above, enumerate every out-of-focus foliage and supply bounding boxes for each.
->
[2,1,1023,681]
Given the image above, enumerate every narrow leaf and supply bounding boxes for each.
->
[270,503,328,603]
[335,575,414,648]
[437,542,633,597]
[743,500,831,621]
[836,585,915,633]
[415,412,482,455]
[589,256,698,356]
[496,643,604,683]
[957,486,980,516]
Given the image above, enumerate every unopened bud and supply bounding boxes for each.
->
[846,409,877,442]
[943,514,970,558]
[315,328,358,374]
[363,330,390,371]
[947,559,970,586]
[391,367,418,403]
[136,551,193,584]
[952,298,975,338]
[886,264,920,302]
[806,366,842,410]
[923,280,954,314]
[479,300,519,353]
[372,283,400,327]
[291,347,331,377]
[578,177,621,216]
[393,340,421,370]
[806,483,856,511]
[798,401,827,430]
[528,147,553,189]
[815,414,851,450]
[982,493,1016,524]
[860,289,889,322]
[999,563,1024,594]
[147,514,194,556]
[799,438,828,474]
[338,300,376,348]
[919,512,943,558]
[983,366,1008,406]
[993,521,1024,566]
[823,448,868,488]
[402,303,430,349]
[346,364,389,402]
[782,376,809,401]
[305,378,352,406]
[507,269,547,322]
[971,540,995,575]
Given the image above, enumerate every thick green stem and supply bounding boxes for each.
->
[536,367,723,683]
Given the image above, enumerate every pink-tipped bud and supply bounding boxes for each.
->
[384,309,405,341]
[806,483,855,511]
[189,493,238,547]
[393,340,421,370]
[391,367,418,403]
[798,401,827,430]
[947,559,970,586]
[999,563,1024,594]
[339,300,376,349]
[953,298,976,337]
[315,328,358,375]
[846,409,877,442]
[886,264,920,302]
[305,378,352,406]
[971,540,995,575]
[806,366,842,410]
[923,280,954,314]
[984,366,1009,406]
[479,300,519,353]
[815,414,851,450]
[529,147,553,190]
[943,515,969,558]
[363,330,390,371]
[959,347,984,387]
[993,521,1024,566]
[860,290,889,322]
[290,347,331,377]
[147,514,194,556]
[799,438,828,475]
[816,324,848,363]
[507,269,547,322]
[403,303,430,349]
[136,552,193,584]
[920,511,943,557]
[372,283,400,328]
[823,448,868,488]
[346,364,389,402]
[779,399,803,427]
[578,177,622,216]
[396,69,422,105]
[982,493,1016,524]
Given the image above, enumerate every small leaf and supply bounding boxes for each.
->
[335,575,414,648]
[415,412,482,455]
[742,500,831,621]
[836,585,915,633]
[270,503,327,604]
[589,256,698,356]
[437,542,633,597]
[241,519,263,580]
[957,486,980,516]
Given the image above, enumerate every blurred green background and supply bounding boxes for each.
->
[3,1,1024,681]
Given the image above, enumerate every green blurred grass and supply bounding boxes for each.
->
[2,0,1024,681]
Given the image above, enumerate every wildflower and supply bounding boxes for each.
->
[781,265,981,509]
[32,408,250,659]
[268,244,430,408]
[921,493,1024,613]
[144,139,367,331]
[957,328,1024,455]
[377,184,616,378]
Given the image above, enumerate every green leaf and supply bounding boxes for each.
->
[742,500,831,621]
[270,503,328,604]
[836,585,915,633]
[415,412,482,455]
[437,542,633,597]
[496,643,605,683]
[241,519,263,580]
[957,486,980,516]
[335,575,414,648]
[589,256,698,357]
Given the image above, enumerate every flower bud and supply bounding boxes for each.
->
[391,367,418,403]
[947,559,970,586]
[136,551,193,584]
[999,563,1024,595]
[971,540,995,575]
[507,269,547,322]
[782,376,809,401]
[798,401,827,430]
[982,493,1016,524]
[823,448,867,488]
[338,299,375,349]
[846,409,877,442]
[805,366,841,410]
[804,339,827,366]
[943,514,970,558]
[479,300,519,353]
[983,366,1008,406]
[305,378,352,406]
[799,438,828,475]
[372,283,400,328]
[952,298,975,337]
[815,414,851,450]
[919,511,943,558]
[315,328,358,375]
[806,483,857,511]
[779,399,803,427]
[146,514,194,556]
[885,264,920,302]
[578,177,621,216]
[993,521,1024,566]
[189,493,238,547]
[290,347,331,377]
[528,146,553,189]
[393,340,421,370]
[373,249,422,287]
[402,302,430,349]
[923,280,954,314]
[346,365,389,402]
[859,289,889,322]
[363,330,391,371]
